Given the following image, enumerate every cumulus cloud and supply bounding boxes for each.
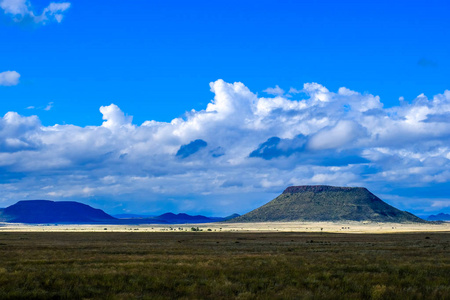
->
[0,0,70,24]
[0,71,20,86]
[100,104,133,130]
[0,81,450,215]
[0,111,41,152]
[307,120,366,150]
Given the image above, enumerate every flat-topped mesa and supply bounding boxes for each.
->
[230,185,425,223]
[0,200,116,224]
[283,185,366,194]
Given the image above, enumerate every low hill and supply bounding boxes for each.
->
[154,212,213,223]
[231,185,424,223]
[118,213,240,224]
[0,200,116,224]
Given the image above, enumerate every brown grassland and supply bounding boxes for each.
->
[0,231,449,299]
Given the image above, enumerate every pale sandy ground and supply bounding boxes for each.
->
[1,221,449,233]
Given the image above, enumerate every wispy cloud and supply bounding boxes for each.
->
[288,87,301,94]
[25,102,54,111]
[263,85,284,96]
[0,70,20,86]
[44,102,53,111]
[1,80,449,215]
[0,0,70,24]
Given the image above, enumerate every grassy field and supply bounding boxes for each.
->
[0,231,449,299]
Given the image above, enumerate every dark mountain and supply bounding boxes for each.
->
[0,200,240,225]
[0,200,116,224]
[427,213,450,221]
[231,185,425,223]
[155,212,212,223]
[146,212,239,224]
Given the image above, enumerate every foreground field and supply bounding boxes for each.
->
[0,232,449,299]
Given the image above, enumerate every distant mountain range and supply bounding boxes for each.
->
[0,186,435,225]
[114,212,239,224]
[427,213,450,221]
[230,185,425,223]
[0,200,239,224]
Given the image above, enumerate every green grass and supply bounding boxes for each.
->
[0,232,449,299]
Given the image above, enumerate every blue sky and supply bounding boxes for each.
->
[0,0,449,217]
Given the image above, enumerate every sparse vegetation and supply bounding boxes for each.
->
[0,232,448,299]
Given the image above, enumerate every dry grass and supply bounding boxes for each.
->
[0,231,449,299]
[2,220,449,233]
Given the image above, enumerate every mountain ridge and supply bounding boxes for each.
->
[427,213,450,221]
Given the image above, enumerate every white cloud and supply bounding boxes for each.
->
[288,87,301,94]
[431,200,450,209]
[100,104,133,130]
[25,102,55,111]
[0,71,20,86]
[44,102,53,111]
[310,171,358,185]
[0,80,450,215]
[308,120,366,150]
[263,85,284,96]
[0,111,41,152]
[0,0,70,24]
[303,82,330,102]
[0,0,27,15]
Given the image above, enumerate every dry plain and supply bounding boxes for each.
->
[0,222,449,299]
[1,220,449,233]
